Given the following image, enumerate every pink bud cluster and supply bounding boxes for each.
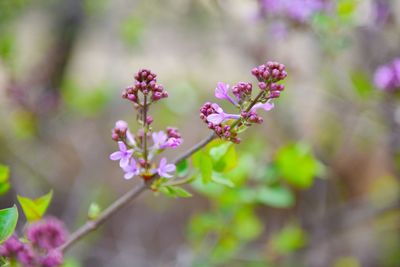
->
[122,69,168,106]
[233,82,253,103]
[200,60,287,143]
[251,61,287,99]
[0,218,67,267]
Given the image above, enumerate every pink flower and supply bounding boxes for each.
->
[157,158,176,178]
[109,141,133,168]
[215,82,238,106]
[206,104,240,125]
[122,159,140,180]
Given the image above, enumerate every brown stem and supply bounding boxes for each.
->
[59,132,216,252]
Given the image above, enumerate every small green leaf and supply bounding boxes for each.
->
[350,71,374,99]
[209,142,238,172]
[256,185,295,208]
[0,183,11,196]
[176,159,189,177]
[271,224,307,254]
[192,151,213,183]
[88,202,101,220]
[17,190,53,222]
[275,143,320,189]
[0,164,10,183]
[160,186,192,198]
[211,172,235,188]
[0,205,18,244]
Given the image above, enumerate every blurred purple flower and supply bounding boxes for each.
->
[215,82,238,106]
[26,218,67,251]
[123,159,140,179]
[261,0,325,22]
[41,250,64,267]
[152,131,168,149]
[110,141,133,168]
[206,104,240,125]
[157,158,176,178]
[374,0,391,25]
[374,58,400,91]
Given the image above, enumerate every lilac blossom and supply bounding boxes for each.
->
[374,58,400,91]
[215,82,238,106]
[206,104,241,125]
[41,250,63,267]
[157,158,176,178]
[152,131,169,149]
[109,141,133,168]
[123,159,140,179]
[26,218,67,251]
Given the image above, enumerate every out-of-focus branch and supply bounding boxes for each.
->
[59,132,216,252]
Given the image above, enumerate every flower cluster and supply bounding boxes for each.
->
[200,61,287,143]
[111,69,182,180]
[0,218,67,267]
[122,69,168,106]
[374,58,400,92]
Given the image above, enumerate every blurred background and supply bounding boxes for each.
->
[0,0,399,266]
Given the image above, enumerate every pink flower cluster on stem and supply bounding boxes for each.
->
[200,60,287,143]
[110,69,183,181]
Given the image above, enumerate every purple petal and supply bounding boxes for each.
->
[118,141,127,152]
[159,157,167,168]
[207,114,225,124]
[110,151,123,160]
[126,130,136,146]
[251,102,275,112]
[124,172,135,180]
[164,164,176,173]
[120,157,130,168]
[215,82,229,99]
[211,103,223,114]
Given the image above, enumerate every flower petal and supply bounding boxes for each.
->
[126,130,136,146]
[124,172,135,180]
[207,114,225,124]
[119,157,130,168]
[118,141,127,152]
[109,151,122,160]
[164,164,176,173]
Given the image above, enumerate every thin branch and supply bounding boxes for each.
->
[60,132,216,252]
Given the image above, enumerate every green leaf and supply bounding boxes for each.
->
[275,143,320,189]
[192,151,213,183]
[0,164,10,196]
[176,159,189,177]
[271,224,307,254]
[160,186,192,198]
[88,202,101,220]
[211,172,235,188]
[17,190,53,222]
[209,142,238,172]
[0,164,10,183]
[0,205,18,244]
[232,207,263,241]
[350,71,374,99]
[256,185,295,208]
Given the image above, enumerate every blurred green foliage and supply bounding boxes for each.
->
[187,141,321,265]
[0,164,11,196]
